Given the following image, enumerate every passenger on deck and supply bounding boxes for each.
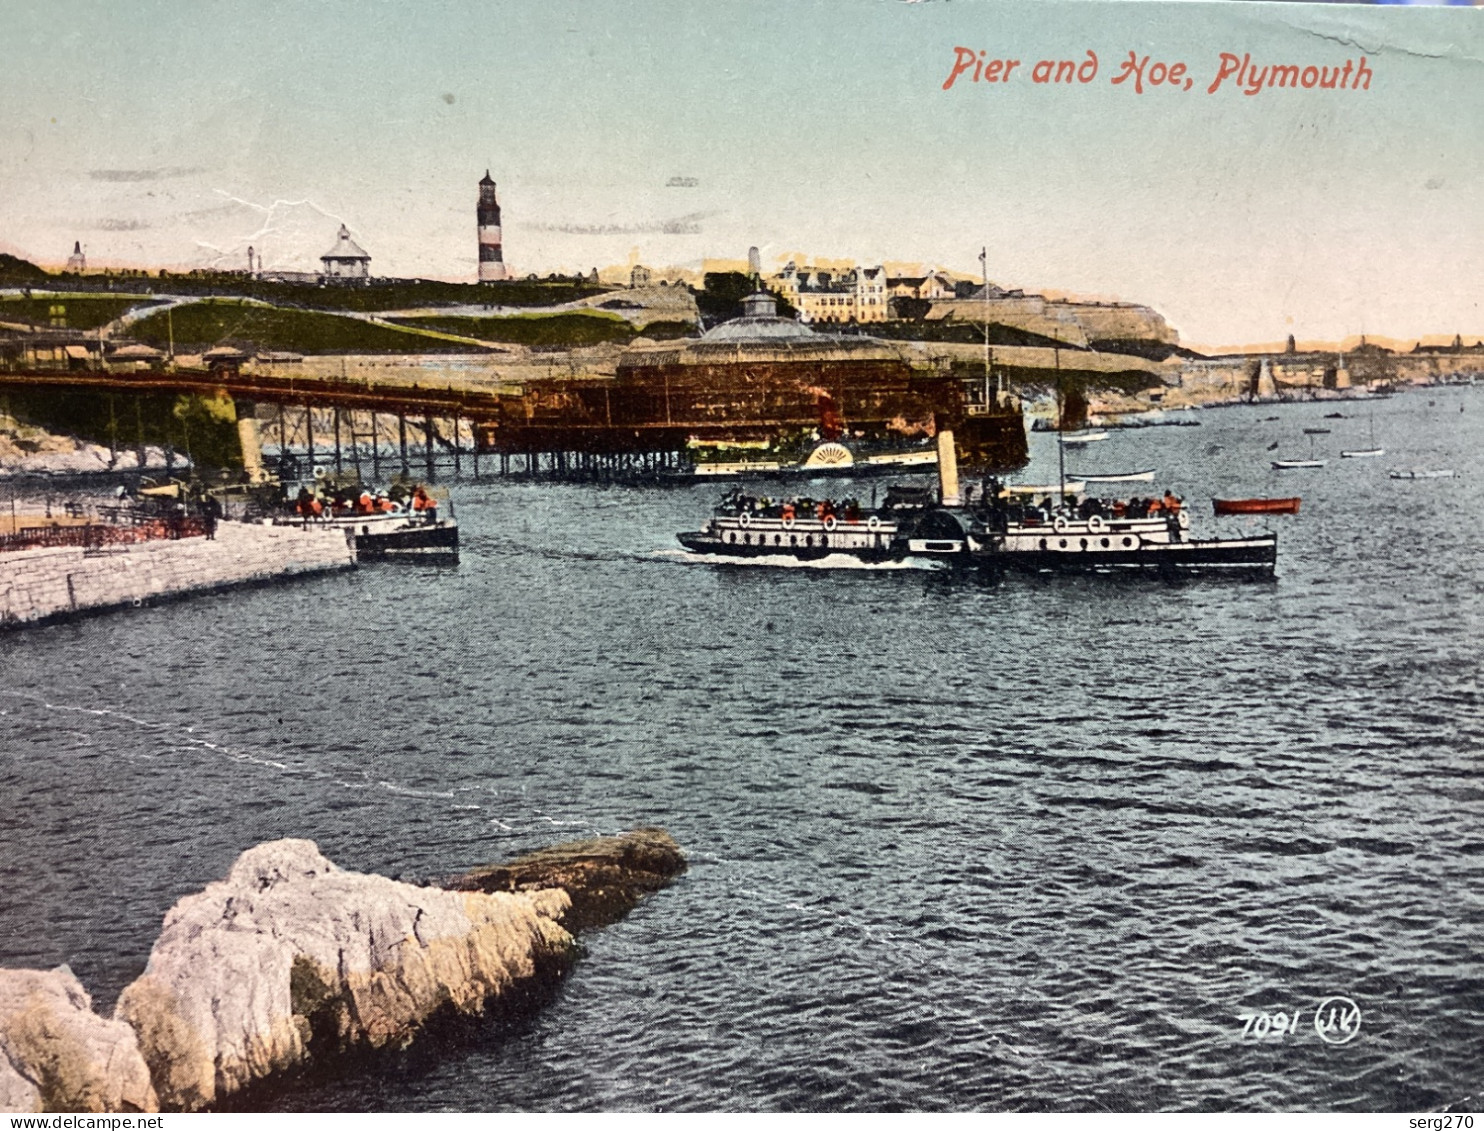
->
[1112,499,1127,519]
[1148,496,1164,517]
[357,489,374,515]
[1163,490,1182,514]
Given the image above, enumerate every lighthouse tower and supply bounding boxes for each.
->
[477,171,507,282]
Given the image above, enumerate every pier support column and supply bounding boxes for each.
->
[350,411,364,482]
[371,413,381,478]
[423,417,436,482]
[333,408,343,474]
[399,415,409,474]
[304,404,315,474]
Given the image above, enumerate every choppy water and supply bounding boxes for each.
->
[2,388,1482,1112]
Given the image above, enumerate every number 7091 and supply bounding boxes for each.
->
[1238,1010,1301,1038]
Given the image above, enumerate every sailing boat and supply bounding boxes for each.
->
[1272,431,1326,470]
[1341,411,1384,458]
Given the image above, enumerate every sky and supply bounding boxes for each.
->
[2,0,1481,349]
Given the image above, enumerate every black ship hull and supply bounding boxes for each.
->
[354,519,460,560]
[970,536,1276,578]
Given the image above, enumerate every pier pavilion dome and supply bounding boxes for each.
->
[622,290,903,369]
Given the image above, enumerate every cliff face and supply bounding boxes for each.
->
[928,294,1178,349]
[113,839,575,1112]
[0,967,157,1113]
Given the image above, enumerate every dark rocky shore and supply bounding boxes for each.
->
[0,829,685,1113]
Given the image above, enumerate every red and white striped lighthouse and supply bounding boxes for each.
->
[477,171,507,282]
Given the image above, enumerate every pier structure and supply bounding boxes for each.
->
[0,299,1033,482]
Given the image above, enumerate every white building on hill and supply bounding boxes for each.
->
[320,225,371,281]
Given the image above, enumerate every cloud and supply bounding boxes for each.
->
[95,218,151,231]
[88,166,205,182]
[530,211,715,236]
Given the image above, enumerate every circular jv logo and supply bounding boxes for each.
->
[1314,997,1362,1045]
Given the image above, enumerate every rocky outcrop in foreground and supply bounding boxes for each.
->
[0,966,157,1113]
[113,839,575,1112]
[1,829,685,1113]
[446,827,688,932]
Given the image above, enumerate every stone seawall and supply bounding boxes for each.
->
[0,522,356,629]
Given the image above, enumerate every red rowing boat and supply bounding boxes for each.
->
[1212,497,1301,516]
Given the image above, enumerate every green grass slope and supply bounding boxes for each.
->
[126,300,486,354]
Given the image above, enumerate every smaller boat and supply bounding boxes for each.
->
[1323,413,1346,419]
[1057,431,1108,445]
[1073,469,1156,483]
[1001,481,1087,496]
[1213,497,1300,516]
[1303,427,1332,435]
[1389,469,1456,480]
[1274,433,1325,469]
[1341,415,1383,458]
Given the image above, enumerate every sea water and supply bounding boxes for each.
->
[1,387,1481,1111]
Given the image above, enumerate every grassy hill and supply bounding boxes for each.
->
[80,273,610,314]
[0,254,50,284]
[390,310,694,348]
[0,294,165,331]
[126,300,487,354]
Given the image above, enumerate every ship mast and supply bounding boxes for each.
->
[1055,346,1066,506]
[979,247,992,407]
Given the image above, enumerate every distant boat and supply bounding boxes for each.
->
[1389,469,1456,480]
[1057,431,1108,445]
[1274,432,1325,469]
[1341,414,1382,459]
[1213,497,1301,516]
[1323,413,1346,419]
[1303,427,1331,435]
[1073,469,1156,483]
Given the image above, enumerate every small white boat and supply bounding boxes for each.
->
[1073,469,1156,483]
[1057,431,1109,445]
[1000,481,1087,496]
[1272,459,1326,470]
[1340,448,1385,459]
[1389,468,1456,480]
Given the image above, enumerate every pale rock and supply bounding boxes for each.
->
[0,965,158,1113]
[114,839,573,1111]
